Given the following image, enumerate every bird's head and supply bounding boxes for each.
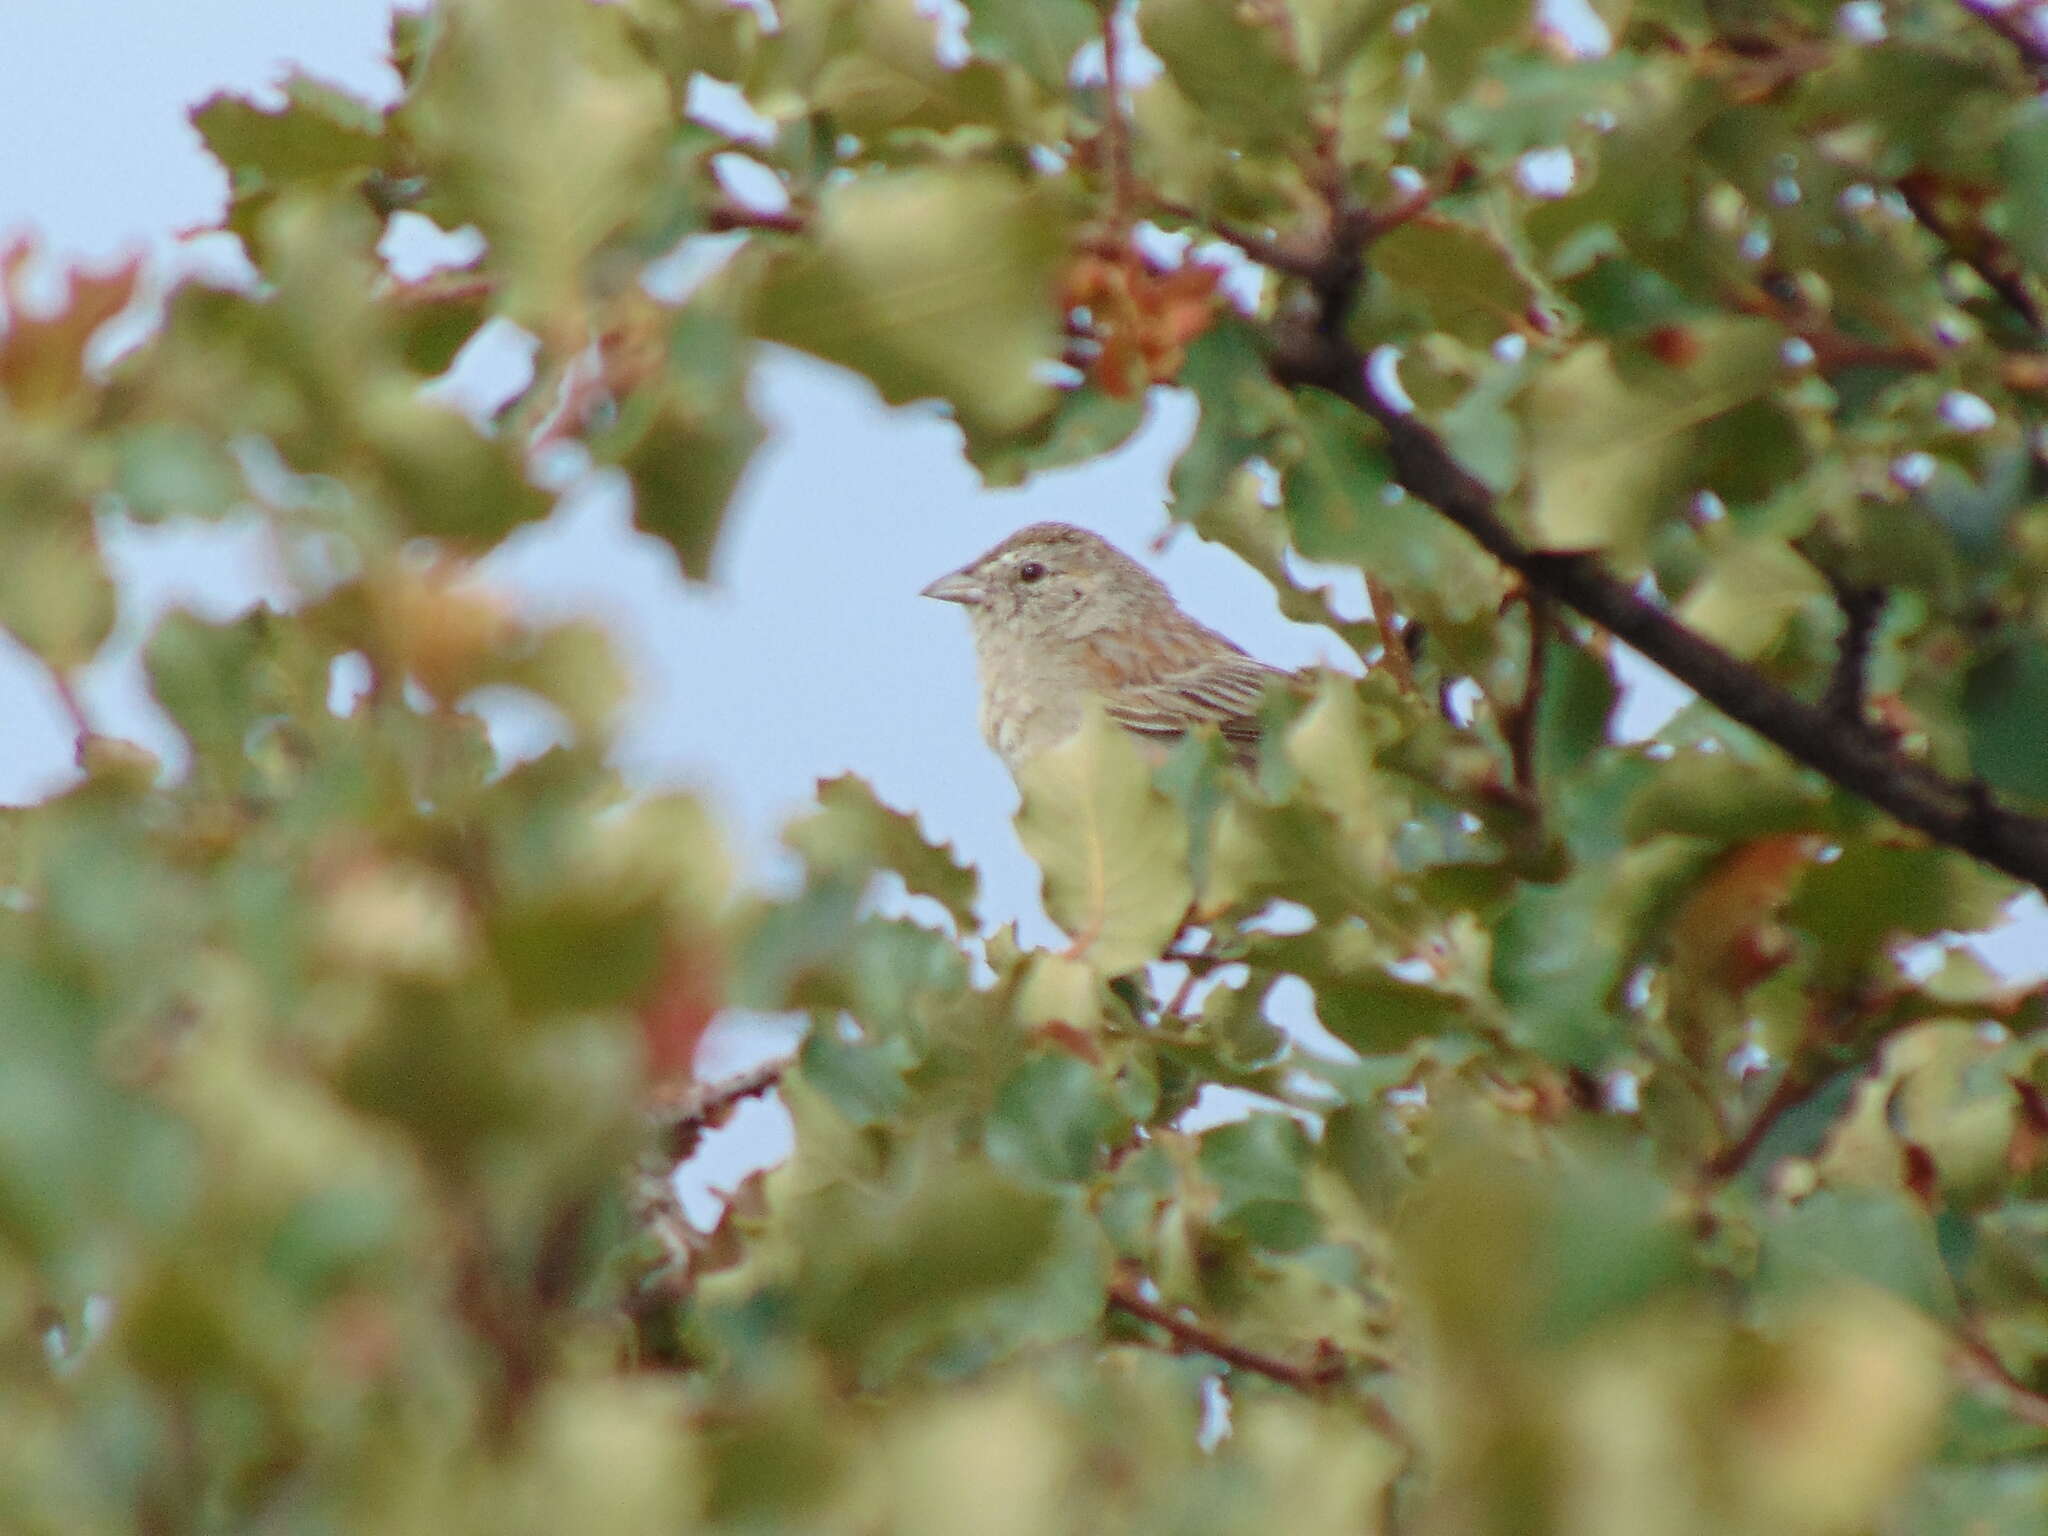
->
[920,522,1170,645]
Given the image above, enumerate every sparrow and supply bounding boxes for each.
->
[921,522,1296,774]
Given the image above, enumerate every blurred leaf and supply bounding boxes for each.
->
[963,0,1097,98]
[1316,971,1475,1055]
[1372,219,1540,345]
[145,609,270,786]
[1282,389,1497,619]
[1676,535,1827,659]
[1763,1188,1957,1321]
[114,424,244,522]
[400,0,670,327]
[1200,1114,1319,1252]
[0,516,115,668]
[1522,320,1782,556]
[601,305,764,580]
[1787,844,2011,987]
[1965,637,2048,803]
[2000,100,2048,276]
[1014,709,1193,977]
[1169,320,1288,525]
[986,1051,1121,1184]
[787,775,980,930]
[1140,0,1312,151]
[750,166,1070,439]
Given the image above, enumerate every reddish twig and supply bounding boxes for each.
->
[1099,9,1137,233]
[1107,1273,1349,1391]
[704,202,806,236]
[48,667,94,767]
[650,1059,790,1163]
[1364,572,1420,696]
[1956,1325,2048,1429]
[1703,1066,1817,1181]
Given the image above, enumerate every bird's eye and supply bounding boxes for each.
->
[1018,560,1047,583]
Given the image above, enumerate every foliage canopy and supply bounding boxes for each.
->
[8,0,2048,1529]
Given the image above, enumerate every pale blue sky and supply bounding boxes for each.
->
[7,3,2042,1206]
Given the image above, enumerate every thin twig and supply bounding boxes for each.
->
[1099,9,1137,233]
[1956,1324,2048,1429]
[48,667,93,767]
[1364,573,1420,696]
[1107,1273,1349,1391]
[1703,1066,1817,1182]
[1146,196,1327,279]
[1897,170,2048,337]
[649,1059,789,1164]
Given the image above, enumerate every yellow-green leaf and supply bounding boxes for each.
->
[749,166,1070,438]
[1014,709,1193,976]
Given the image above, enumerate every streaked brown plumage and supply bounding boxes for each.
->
[920,522,1296,774]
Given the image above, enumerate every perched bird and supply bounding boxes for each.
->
[921,522,1296,774]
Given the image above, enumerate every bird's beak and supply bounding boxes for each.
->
[920,567,986,606]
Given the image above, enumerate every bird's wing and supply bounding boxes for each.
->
[1084,629,1295,757]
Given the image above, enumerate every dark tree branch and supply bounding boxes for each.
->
[1958,0,2048,83]
[1256,228,2048,892]
[1818,572,1887,730]
[1897,171,2048,337]
[1503,590,1553,801]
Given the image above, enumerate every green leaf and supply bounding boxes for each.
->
[799,1026,913,1126]
[114,424,245,523]
[1013,709,1194,977]
[1786,845,2012,987]
[1168,320,1288,525]
[729,877,866,1009]
[0,517,114,669]
[749,165,1070,439]
[1198,1113,1319,1252]
[1139,0,1313,151]
[963,0,1097,98]
[1965,638,2048,803]
[1534,635,1616,787]
[599,307,763,579]
[399,0,671,326]
[1676,535,1828,659]
[986,1051,1120,1184]
[966,385,1147,489]
[786,774,981,931]
[1762,1188,1956,1321]
[1492,837,1718,1067]
[190,74,386,248]
[192,74,383,183]
[1316,972,1474,1055]
[2000,100,2048,277]
[1371,219,1540,346]
[1521,320,1783,557]
[1282,389,1498,621]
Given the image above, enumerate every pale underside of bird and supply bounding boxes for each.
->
[921,522,1297,774]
